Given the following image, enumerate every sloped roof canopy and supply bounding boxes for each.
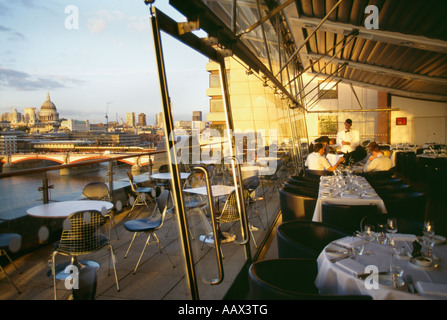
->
[168,0,447,105]
[288,0,447,103]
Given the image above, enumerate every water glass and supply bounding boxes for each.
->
[362,225,375,255]
[386,218,398,234]
[423,220,435,236]
[422,234,435,259]
[376,224,388,245]
[353,241,364,256]
[390,254,404,286]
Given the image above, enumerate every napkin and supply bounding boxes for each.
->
[414,282,447,298]
[333,237,362,248]
[335,258,365,276]
[390,234,417,242]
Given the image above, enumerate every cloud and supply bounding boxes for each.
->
[0,24,26,42]
[128,16,149,32]
[0,67,84,91]
[87,9,125,34]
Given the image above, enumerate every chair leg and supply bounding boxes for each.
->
[153,233,175,268]
[2,250,21,274]
[111,217,119,240]
[125,233,138,259]
[0,265,21,294]
[108,245,120,292]
[133,233,152,274]
[51,252,58,300]
[249,224,258,248]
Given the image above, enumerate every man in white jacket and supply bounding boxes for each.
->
[336,118,360,154]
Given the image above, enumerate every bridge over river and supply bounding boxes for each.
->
[0,150,156,174]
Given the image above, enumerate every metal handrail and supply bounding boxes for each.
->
[192,165,224,285]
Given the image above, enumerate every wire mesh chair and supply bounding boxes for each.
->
[127,171,155,212]
[51,210,119,300]
[258,159,283,199]
[215,190,258,248]
[0,233,22,294]
[81,181,119,240]
[243,175,265,231]
[123,190,175,274]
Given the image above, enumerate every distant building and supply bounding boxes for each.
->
[0,135,17,155]
[24,108,38,125]
[38,92,59,124]
[126,112,136,127]
[156,112,164,127]
[60,119,90,132]
[138,113,147,126]
[192,111,202,121]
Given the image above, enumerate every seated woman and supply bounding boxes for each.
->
[363,144,392,172]
[305,143,345,172]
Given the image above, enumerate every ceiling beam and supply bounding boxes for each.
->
[302,52,447,85]
[292,16,447,54]
[307,72,447,102]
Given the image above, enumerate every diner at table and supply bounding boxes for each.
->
[305,143,345,172]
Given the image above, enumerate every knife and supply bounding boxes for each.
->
[356,271,390,280]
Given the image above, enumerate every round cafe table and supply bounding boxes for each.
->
[26,200,113,218]
[27,200,114,279]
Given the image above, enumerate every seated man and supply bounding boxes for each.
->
[363,144,392,172]
[305,143,345,172]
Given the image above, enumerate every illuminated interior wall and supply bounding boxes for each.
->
[390,96,447,145]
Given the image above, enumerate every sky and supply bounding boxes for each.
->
[0,0,210,124]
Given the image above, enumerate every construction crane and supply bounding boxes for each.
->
[106,101,113,130]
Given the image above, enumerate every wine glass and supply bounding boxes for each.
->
[390,253,404,287]
[362,224,375,255]
[386,218,398,235]
[423,220,435,236]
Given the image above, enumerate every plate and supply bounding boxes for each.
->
[410,257,437,269]
[434,235,446,245]
[325,244,349,257]
[414,256,433,267]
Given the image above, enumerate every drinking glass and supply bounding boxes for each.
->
[386,218,398,235]
[362,224,375,255]
[352,233,364,255]
[376,223,388,244]
[390,253,404,287]
[422,234,435,259]
[423,220,435,236]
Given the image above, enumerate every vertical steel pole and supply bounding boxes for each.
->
[219,58,252,261]
[150,7,199,300]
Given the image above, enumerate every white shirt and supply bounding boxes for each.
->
[305,152,332,171]
[363,153,392,172]
[336,129,360,153]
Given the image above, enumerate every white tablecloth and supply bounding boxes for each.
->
[316,235,447,300]
[312,176,387,222]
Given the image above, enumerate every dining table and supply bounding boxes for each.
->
[26,200,114,218]
[315,233,447,300]
[26,200,114,280]
[312,175,388,222]
[183,184,236,244]
[150,172,190,180]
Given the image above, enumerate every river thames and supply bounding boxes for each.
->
[0,162,134,221]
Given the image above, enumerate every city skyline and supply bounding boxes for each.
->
[0,0,210,124]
